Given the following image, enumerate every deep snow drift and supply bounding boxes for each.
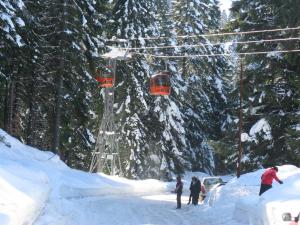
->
[0,129,299,225]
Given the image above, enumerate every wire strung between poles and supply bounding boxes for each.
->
[133,49,300,58]
[116,37,300,51]
[107,26,300,42]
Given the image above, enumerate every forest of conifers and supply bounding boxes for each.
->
[0,0,299,178]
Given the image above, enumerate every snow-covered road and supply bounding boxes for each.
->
[34,193,198,225]
[34,192,241,225]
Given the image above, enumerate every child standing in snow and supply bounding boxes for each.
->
[259,166,283,196]
[200,185,206,203]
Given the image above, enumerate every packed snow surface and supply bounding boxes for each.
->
[0,129,299,225]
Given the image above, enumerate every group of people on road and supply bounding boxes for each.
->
[174,176,204,209]
[173,166,299,224]
[173,165,284,210]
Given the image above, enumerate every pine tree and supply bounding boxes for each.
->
[0,0,26,135]
[109,0,162,178]
[1,0,109,171]
[34,0,108,168]
[59,0,108,170]
[128,0,189,178]
[172,0,229,174]
[225,0,300,171]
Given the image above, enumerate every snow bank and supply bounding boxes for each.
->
[0,169,49,225]
[198,165,300,225]
[232,165,300,225]
[0,130,112,224]
[60,175,169,199]
[0,130,50,225]
[0,129,171,224]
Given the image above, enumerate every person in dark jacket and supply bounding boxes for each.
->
[187,177,194,205]
[175,176,183,209]
[194,177,201,205]
[188,177,201,205]
[259,166,283,196]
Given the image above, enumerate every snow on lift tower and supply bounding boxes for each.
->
[95,37,132,88]
[102,36,132,60]
[150,71,171,96]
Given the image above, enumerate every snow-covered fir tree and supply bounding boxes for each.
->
[109,0,162,178]
[222,0,300,171]
[0,0,26,136]
[1,0,298,178]
[0,0,109,170]
[32,0,108,169]
[149,0,190,178]
[172,0,229,174]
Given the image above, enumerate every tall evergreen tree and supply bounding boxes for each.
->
[223,0,300,172]
[110,0,162,178]
[149,0,189,178]
[34,0,108,168]
[0,0,26,136]
[172,0,229,173]
[1,0,109,171]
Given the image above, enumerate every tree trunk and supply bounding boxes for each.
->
[237,60,244,178]
[27,72,38,147]
[52,74,63,158]
[4,79,16,134]
[52,0,67,159]
[182,58,187,78]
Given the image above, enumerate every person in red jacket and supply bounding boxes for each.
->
[259,166,283,196]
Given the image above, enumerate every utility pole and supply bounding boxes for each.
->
[237,58,244,178]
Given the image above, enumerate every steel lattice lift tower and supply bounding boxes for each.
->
[89,44,130,175]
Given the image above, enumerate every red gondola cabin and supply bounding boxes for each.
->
[150,71,171,96]
[95,66,114,88]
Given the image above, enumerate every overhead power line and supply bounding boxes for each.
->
[134,49,300,58]
[109,26,300,42]
[117,37,300,51]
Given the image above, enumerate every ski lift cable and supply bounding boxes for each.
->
[108,26,300,42]
[134,49,300,58]
[117,37,300,51]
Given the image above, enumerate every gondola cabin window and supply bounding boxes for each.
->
[150,72,171,96]
[95,66,114,88]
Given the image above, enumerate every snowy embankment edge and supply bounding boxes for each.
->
[0,130,51,225]
[23,187,50,225]
[232,165,300,225]
[0,170,51,225]
[60,182,172,199]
